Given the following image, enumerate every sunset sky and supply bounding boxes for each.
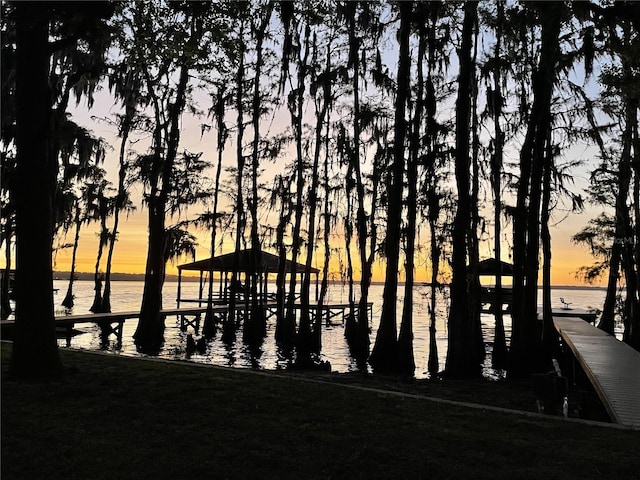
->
[49,212,601,286]
[27,87,605,288]
[1,10,613,289]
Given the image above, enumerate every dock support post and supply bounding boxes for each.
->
[177,270,182,308]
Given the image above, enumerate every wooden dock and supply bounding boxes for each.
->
[547,308,598,323]
[178,298,372,325]
[0,306,212,327]
[554,316,640,428]
[0,306,214,344]
[1,301,370,343]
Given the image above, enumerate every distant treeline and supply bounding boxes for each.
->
[52,272,200,283]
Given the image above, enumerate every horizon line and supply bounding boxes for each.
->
[51,270,604,289]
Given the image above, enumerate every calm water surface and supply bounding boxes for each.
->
[47,280,606,379]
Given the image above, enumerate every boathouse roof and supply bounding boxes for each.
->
[475,258,514,276]
[177,248,320,275]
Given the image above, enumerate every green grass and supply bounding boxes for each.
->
[2,344,639,480]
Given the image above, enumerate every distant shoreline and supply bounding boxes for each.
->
[53,271,200,282]
[52,271,604,289]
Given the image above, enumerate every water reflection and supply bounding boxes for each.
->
[223,340,237,367]
[49,280,606,379]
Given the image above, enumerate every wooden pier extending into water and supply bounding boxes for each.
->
[548,308,598,323]
[554,316,640,429]
[178,298,372,325]
[0,306,213,344]
[1,301,371,345]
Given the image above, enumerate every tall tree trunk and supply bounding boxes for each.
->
[11,4,63,379]
[428,212,441,376]
[274,175,295,346]
[444,1,480,378]
[300,38,331,359]
[136,204,166,352]
[619,86,639,350]
[598,28,637,339]
[343,3,372,365]
[630,99,640,350]
[285,22,310,354]
[89,208,107,313]
[102,89,136,314]
[61,206,82,309]
[318,93,333,337]
[370,1,412,373]
[623,21,640,349]
[425,3,441,377]
[135,55,190,353]
[398,1,421,377]
[225,31,246,343]
[343,157,357,348]
[203,86,227,338]
[541,137,557,361]
[469,16,485,365]
[598,245,620,334]
[509,4,562,378]
[490,0,508,369]
[245,6,273,346]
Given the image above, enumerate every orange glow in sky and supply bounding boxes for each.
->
[35,204,603,287]
[0,84,607,288]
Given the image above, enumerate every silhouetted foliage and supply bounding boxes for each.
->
[5,0,640,379]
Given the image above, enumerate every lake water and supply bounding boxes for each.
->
[44,280,607,379]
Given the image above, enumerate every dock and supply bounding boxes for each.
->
[554,316,640,428]
[547,308,598,323]
[1,301,371,344]
[0,306,214,344]
[178,298,372,326]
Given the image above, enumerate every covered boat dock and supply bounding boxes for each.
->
[176,249,371,326]
[474,258,514,314]
[176,248,321,306]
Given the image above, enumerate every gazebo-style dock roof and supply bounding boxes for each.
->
[475,258,514,276]
[177,248,319,275]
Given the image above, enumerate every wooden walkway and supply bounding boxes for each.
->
[0,306,212,327]
[554,316,640,428]
[0,306,214,343]
[547,308,598,323]
[1,301,370,343]
[178,298,372,325]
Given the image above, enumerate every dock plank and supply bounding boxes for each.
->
[554,316,640,428]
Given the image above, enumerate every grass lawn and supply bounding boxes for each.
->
[2,343,639,480]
